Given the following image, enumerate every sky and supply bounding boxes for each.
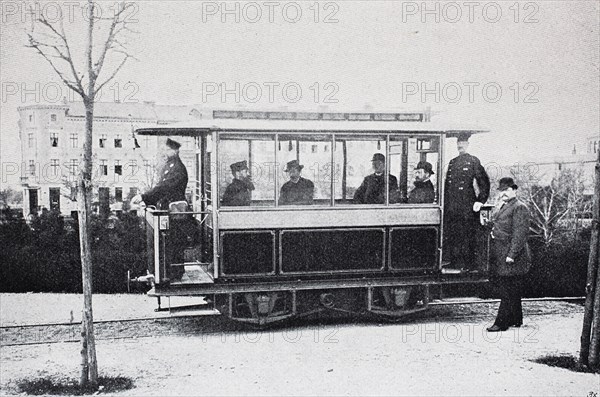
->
[1,0,599,188]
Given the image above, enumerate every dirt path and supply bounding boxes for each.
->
[0,295,598,396]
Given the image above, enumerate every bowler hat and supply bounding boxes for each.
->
[497,177,518,191]
[284,159,303,172]
[457,132,471,142]
[230,160,249,173]
[415,161,434,175]
[165,138,181,150]
[371,153,385,162]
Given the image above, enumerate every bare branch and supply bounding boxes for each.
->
[92,2,135,81]
[95,54,131,93]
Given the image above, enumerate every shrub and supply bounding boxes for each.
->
[0,211,147,293]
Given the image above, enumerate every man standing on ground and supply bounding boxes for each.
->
[487,177,531,332]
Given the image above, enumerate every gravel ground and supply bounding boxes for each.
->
[0,294,598,396]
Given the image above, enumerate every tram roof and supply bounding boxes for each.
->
[135,118,489,137]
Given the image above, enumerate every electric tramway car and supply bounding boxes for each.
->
[131,109,493,325]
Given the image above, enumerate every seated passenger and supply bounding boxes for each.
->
[279,160,314,205]
[353,153,399,204]
[407,161,436,204]
[222,160,255,206]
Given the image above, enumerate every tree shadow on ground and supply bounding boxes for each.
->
[532,354,599,374]
[14,376,134,395]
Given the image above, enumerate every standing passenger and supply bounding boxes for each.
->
[487,177,531,332]
[443,132,490,272]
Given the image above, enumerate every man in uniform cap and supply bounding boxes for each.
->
[131,137,188,280]
[279,160,314,205]
[408,161,436,204]
[443,132,490,272]
[487,177,531,331]
[132,138,188,209]
[354,153,399,204]
[222,160,255,206]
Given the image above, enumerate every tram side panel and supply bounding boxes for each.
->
[219,226,440,278]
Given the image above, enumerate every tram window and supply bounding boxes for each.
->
[391,136,440,205]
[219,135,275,207]
[333,136,392,205]
[278,134,332,206]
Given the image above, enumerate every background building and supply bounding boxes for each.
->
[18,101,200,218]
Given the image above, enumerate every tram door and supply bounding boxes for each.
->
[193,133,214,266]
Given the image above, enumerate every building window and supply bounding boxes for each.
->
[129,187,137,201]
[99,134,107,148]
[50,114,57,122]
[28,133,34,148]
[70,133,78,148]
[100,159,108,176]
[114,135,122,148]
[127,160,137,175]
[28,160,35,176]
[115,187,123,202]
[114,160,122,176]
[69,159,78,175]
[50,133,58,147]
[144,136,152,149]
[29,114,33,122]
[50,159,59,175]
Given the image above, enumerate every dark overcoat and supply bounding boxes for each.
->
[444,153,490,217]
[142,155,188,210]
[491,198,532,276]
[279,177,314,205]
[222,178,255,206]
[408,180,435,204]
[353,173,399,204]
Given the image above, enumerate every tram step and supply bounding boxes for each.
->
[170,264,214,285]
[157,296,219,316]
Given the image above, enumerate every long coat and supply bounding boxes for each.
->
[142,155,188,210]
[491,198,532,276]
[444,153,490,217]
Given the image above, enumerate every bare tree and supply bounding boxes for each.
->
[26,0,136,389]
[525,168,590,245]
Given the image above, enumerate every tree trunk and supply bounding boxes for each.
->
[79,0,98,387]
[78,98,98,388]
[581,151,600,367]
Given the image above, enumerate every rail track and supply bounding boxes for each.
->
[0,297,584,347]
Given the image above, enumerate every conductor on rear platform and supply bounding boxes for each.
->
[443,132,490,271]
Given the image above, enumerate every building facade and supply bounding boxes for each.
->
[18,101,200,218]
